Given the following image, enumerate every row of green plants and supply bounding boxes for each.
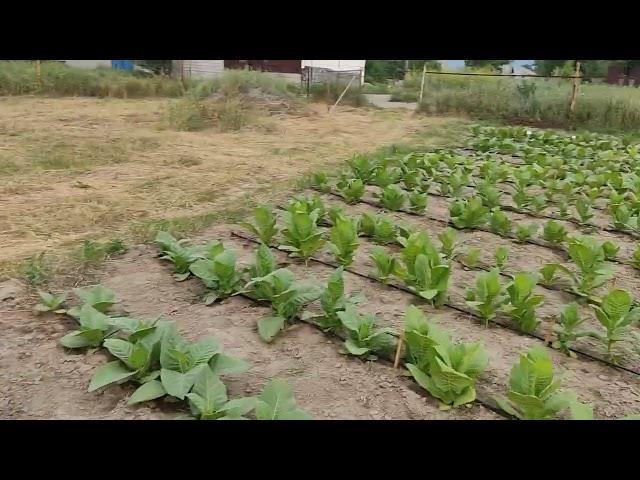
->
[35,285,311,420]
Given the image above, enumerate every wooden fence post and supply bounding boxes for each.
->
[569,60,581,114]
[418,63,427,103]
[35,60,42,89]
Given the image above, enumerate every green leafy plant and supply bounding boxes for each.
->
[72,284,118,315]
[377,184,406,211]
[631,246,640,270]
[437,228,459,260]
[515,224,538,243]
[244,268,322,342]
[489,209,513,236]
[602,240,620,261]
[347,154,376,182]
[239,207,278,245]
[302,267,364,332]
[495,346,584,420]
[552,303,589,357]
[279,209,326,263]
[359,213,398,245]
[372,164,402,188]
[449,197,489,229]
[189,248,244,304]
[255,378,312,420]
[404,306,487,409]
[337,178,365,204]
[187,368,257,420]
[459,248,482,268]
[529,195,547,214]
[337,305,395,360]
[564,236,614,296]
[327,214,360,266]
[575,195,594,225]
[34,290,66,314]
[542,220,568,245]
[538,263,570,287]
[465,269,508,327]
[504,273,544,333]
[60,304,117,349]
[155,231,202,281]
[244,244,277,301]
[589,289,640,360]
[477,181,501,209]
[308,171,330,193]
[408,190,427,214]
[494,246,509,271]
[369,246,403,283]
[399,232,450,307]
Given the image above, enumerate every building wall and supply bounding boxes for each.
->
[64,60,112,69]
[172,60,225,79]
[302,60,365,83]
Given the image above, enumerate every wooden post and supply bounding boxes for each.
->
[35,60,42,89]
[569,60,581,114]
[418,63,427,103]
[329,75,356,114]
[393,328,405,368]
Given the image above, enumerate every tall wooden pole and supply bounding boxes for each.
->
[35,60,42,89]
[418,63,427,103]
[569,60,581,114]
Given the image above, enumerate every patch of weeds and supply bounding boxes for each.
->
[167,97,211,131]
[19,253,48,285]
[216,98,248,132]
[76,239,128,266]
[0,158,21,175]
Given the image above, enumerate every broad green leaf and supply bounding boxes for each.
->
[257,316,286,343]
[160,365,206,400]
[59,329,104,349]
[89,361,136,392]
[344,339,370,356]
[255,378,301,420]
[220,397,258,417]
[103,338,134,363]
[128,380,166,405]
[209,353,251,375]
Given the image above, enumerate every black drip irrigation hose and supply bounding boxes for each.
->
[231,230,640,380]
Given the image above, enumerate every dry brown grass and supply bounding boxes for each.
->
[0,96,469,279]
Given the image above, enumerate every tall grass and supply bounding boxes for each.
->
[403,70,640,133]
[0,61,185,98]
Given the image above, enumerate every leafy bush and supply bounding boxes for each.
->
[504,273,544,333]
[377,184,407,211]
[403,306,487,409]
[328,214,360,266]
[589,289,640,360]
[489,209,513,236]
[369,246,403,283]
[465,269,508,326]
[279,209,326,263]
[337,305,396,360]
[239,207,278,245]
[515,224,538,243]
[337,178,365,204]
[552,303,589,356]
[542,220,568,245]
[189,248,244,304]
[449,197,490,229]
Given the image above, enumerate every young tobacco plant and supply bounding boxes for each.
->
[358,213,398,245]
[369,246,403,283]
[279,209,326,263]
[515,224,538,243]
[589,289,640,360]
[337,305,396,360]
[372,164,402,188]
[575,195,594,225]
[538,263,570,287]
[542,220,568,245]
[34,290,66,314]
[494,246,509,271]
[465,269,509,327]
[495,346,585,420]
[399,232,451,307]
[403,306,487,409]
[449,197,490,229]
[459,248,482,268]
[308,171,330,193]
[255,378,312,420]
[302,267,364,332]
[564,236,614,296]
[244,268,323,342]
[155,231,202,281]
[59,304,117,349]
[476,181,501,209]
[238,206,278,245]
[337,178,365,204]
[602,240,620,261]
[327,214,359,266]
[347,154,377,182]
[504,273,544,333]
[437,227,459,260]
[187,368,256,420]
[552,303,589,357]
[70,284,118,316]
[490,209,513,236]
[189,248,244,304]
[408,190,428,214]
[631,246,640,270]
[377,184,406,211]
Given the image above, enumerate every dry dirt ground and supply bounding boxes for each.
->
[0,96,467,279]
